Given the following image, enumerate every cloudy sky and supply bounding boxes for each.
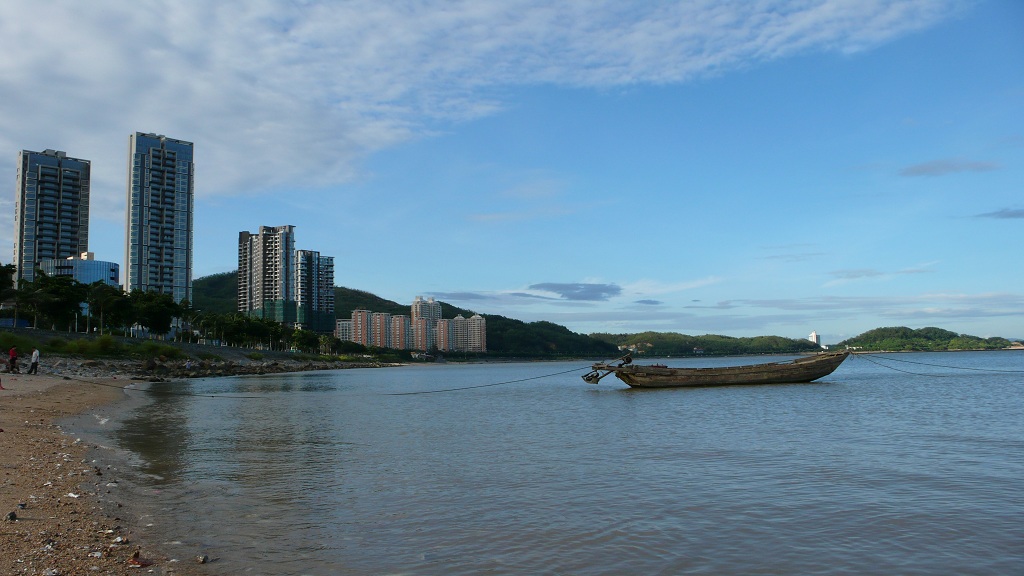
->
[2,0,1021,343]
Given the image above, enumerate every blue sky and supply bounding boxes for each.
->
[1,0,1021,343]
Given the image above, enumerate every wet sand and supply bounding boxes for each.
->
[0,371,209,575]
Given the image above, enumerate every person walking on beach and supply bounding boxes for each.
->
[7,346,17,374]
[27,348,39,375]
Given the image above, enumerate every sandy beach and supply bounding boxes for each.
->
[1,369,209,575]
[1,347,386,575]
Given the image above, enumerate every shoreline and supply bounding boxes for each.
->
[2,352,395,575]
[1,363,220,575]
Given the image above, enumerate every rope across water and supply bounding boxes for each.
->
[385,365,591,395]
[853,352,1024,377]
[27,366,594,399]
[40,352,1019,398]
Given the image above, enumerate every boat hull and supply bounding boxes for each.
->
[590,350,850,388]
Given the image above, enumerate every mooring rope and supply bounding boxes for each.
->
[5,364,596,400]
[860,352,1024,372]
[27,352,1018,398]
[855,352,1024,377]
[854,353,951,377]
[386,365,592,396]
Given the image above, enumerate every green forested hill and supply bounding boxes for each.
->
[335,288,409,317]
[191,271,236,313]
[836,327,1011,351]
[479,317,618,356]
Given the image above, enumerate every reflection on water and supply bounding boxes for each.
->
[96,353,1024,575]
[115,381,196,484]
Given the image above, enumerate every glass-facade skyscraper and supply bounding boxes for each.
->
[13,149,91,283]
[412,296,442,350]
[124,132,194,304]
[295,250,335,332]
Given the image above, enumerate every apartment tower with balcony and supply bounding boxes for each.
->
[238,225,296,323]
[411,296,442,351]
[14,149,91,283]
[124,133,194,304]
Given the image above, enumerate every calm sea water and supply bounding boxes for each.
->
[75,351,1024,575]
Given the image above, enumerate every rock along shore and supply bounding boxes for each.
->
[59,354,389,382]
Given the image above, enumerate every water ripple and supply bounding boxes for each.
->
[86,354,1024,575]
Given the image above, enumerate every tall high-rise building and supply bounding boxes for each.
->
[412,296,442,323]
[411,296,442,351]
[412,317,432,351]
[295,250,335,332]
[467,314,487,352]
[452,314,469,352]
[124,133,194,304]
[435,318,453,352]
[14,149,91,283]
[390,315,412,350]
[370,312,392,348]
[238,225,296,322]
[351,309,371,346]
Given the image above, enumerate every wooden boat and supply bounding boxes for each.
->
[582,350,850,388]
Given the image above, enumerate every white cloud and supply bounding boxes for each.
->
[824,261,938,287]
[622,277,723,297]
[0,0,962,228]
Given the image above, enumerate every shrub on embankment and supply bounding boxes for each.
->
[1,330,186,361]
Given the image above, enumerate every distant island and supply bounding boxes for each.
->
[191,272,1019,357]
[835,327,1016,352]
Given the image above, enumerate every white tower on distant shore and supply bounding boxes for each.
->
[809,331,821,346]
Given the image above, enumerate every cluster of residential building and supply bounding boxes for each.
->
[13,138,482,350]
[14,135,339,333]
[237,225,335,333]
[335,296,487,353]
[237,229,484,351]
